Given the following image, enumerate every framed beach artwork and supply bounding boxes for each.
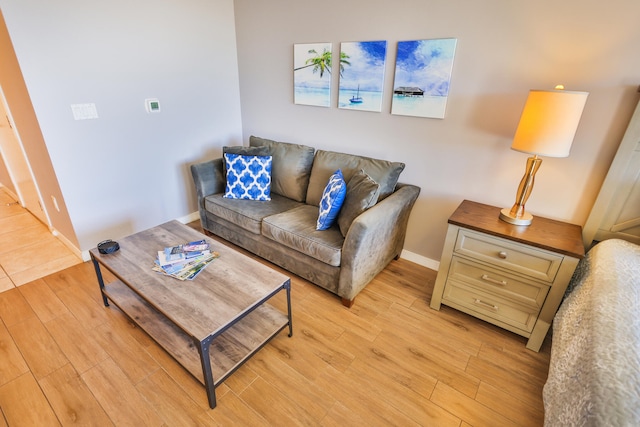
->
[293,43,332,107]
[338,40,387,112]
[391,38,458,119]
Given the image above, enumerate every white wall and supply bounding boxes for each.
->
[234,0,640,262]
[1,1,639,263]
[0,0,243,250]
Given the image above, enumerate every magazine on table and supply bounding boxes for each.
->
[153,239,219,280]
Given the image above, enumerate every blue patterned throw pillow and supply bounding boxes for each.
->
[224,153,272,201]
[317,169,347,230]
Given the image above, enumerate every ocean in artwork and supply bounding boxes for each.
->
[338,88,384,112]
[391,94,448,118]
[294,86,331,107]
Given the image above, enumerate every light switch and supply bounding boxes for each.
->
[71,103,99,120]
[145,98,161,113]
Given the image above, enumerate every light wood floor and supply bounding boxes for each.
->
[0,188,82,293]
[0,220,551,426]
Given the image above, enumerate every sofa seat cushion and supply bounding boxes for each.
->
[204,192,304,235]
[262,205,344,267]
[306,150,405,206]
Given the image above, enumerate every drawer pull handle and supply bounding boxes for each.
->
[474,299,498,312]
[498,251,508,259]
[481,274,507,286]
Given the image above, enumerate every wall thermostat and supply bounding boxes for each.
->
[145,98,161,113]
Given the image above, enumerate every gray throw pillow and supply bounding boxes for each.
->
[222,145,270,176]
[337,169,380,237]
[249,136,315,202]
[306,150,404,206]
[223,145,270,156]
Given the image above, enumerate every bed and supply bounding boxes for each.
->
[542,239,640,425]
[543,93,640,426]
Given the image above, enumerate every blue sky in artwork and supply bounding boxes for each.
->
[339,40,387,92]
[393,38,457,96]
[359,40,387,63]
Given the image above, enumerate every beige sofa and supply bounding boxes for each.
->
[190,136,420,307]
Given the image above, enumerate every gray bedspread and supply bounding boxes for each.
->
[543,239,640,426]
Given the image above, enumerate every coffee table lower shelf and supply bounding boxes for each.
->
[102,280,290,408]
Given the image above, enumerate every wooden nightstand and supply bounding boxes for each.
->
[430,200,585,351]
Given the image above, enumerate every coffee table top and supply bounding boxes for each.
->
[89,220,290,341]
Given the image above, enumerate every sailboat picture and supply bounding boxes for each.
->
[338,40,387,112]
[350,85,363,104]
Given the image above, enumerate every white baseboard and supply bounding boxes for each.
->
[51,228,88,261]
[400,249,439,271]
[177,211,201,224]
[1,187,20,203]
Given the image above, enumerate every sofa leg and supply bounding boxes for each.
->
[394,253,400,260]
[341,297,355,308]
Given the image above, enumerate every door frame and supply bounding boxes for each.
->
[0,85,51,226]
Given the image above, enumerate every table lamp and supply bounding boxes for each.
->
[499,86,588,225]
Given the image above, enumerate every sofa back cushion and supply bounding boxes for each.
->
[306,150,405,206]
[250,136,315,202]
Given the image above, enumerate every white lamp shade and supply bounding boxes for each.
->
[511,89,588,158]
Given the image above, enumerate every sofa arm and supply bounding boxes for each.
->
[190,158,225,225]
[338,183,420,303]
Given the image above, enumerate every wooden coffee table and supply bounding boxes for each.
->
[89,220,292,409]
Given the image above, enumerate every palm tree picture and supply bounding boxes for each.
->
[294,43,351,107]
[294,48,330,77]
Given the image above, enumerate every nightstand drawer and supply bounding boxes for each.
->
[448,257,550,308]
[442,280,539,333]
[454,229,562,282]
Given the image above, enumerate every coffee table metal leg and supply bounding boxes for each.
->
[285,280,293,337]
[197,338,217,409]
[90,254,110,307]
